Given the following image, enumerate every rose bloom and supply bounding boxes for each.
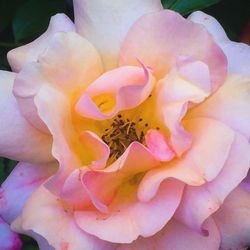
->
[1,0,250,249]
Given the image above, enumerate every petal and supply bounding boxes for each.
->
[8,14,75,72]
[0,217,22,250]
[117,218,220,250]
[175,132,250,232]
[145,129,175,161]
[213,187,250,250]
[34,86,82,194]
[73,0,163,69]
[62,142,158,211]
[138,118,235,201]
[189,74,250,140]
[156,59,212,155]
[0,162,56,224]
[14,32,103,132]
[120,10,227,88]
[0,70,53,163]
[75,179,184,243]
[12,187,116,250]
[188,11,250,77]
[75,65,155,120]
[79,131,110,169]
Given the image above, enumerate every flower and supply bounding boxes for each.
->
[0,217,22,250]
[1,0,250,249]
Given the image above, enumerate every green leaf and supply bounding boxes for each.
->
[0,158,17,184]
[162,0,222,15]
[0,0,25,32]
[13,0,66,42]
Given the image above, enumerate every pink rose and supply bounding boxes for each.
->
[1,1,250,249]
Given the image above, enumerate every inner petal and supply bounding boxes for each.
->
[92,93,116,114]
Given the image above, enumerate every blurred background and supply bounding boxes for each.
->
[0,0,249,249]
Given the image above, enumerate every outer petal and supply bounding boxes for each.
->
[138,118,235,202]
[73,0,163,69]
[75,179,184,243]
[188,11,250,76]
[117,218,220,250]
[0,70,53,163]
[0,162,56,224]
[213,187,250,250]
[7,14,75,72]
[0,217,22,250]
[12,187,116,250]
[189,74,250,140]
[120,10,227,88]
[175,132,250,232]
[14,32,103,132]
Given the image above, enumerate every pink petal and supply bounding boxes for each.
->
[0,217,22,250]
[189,74,250,140]
[145,129,175,161]
[73,0,163,69]
[62,142,158,211]
[0,70,53,163]
[0,162,56,224]
[117,218,220,250]
[138,118,234,201]
[7,14,75,72]
[75,179,184,243]
[188,11,250,77]
[14,32,103,132]
[12,187,115,250]
[120,10,227,89]
[80,131,110,169]
[75,65,155,120]
[214,187,250,250]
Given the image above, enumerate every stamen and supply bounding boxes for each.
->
[102,114,149,164]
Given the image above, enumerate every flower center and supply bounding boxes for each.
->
[101,114,149,163]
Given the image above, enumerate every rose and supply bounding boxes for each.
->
[0,1,250,249]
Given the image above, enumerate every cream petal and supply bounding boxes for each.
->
[73,0,163,69]
[14,32,103,132]
[189,74,250,140]
[188,11,250,77]
[12,187,116,250]
[7,14,75,72]
[0,70,53,163]
[34,86,82,194]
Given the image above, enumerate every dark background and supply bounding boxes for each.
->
[0,0,249,249]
